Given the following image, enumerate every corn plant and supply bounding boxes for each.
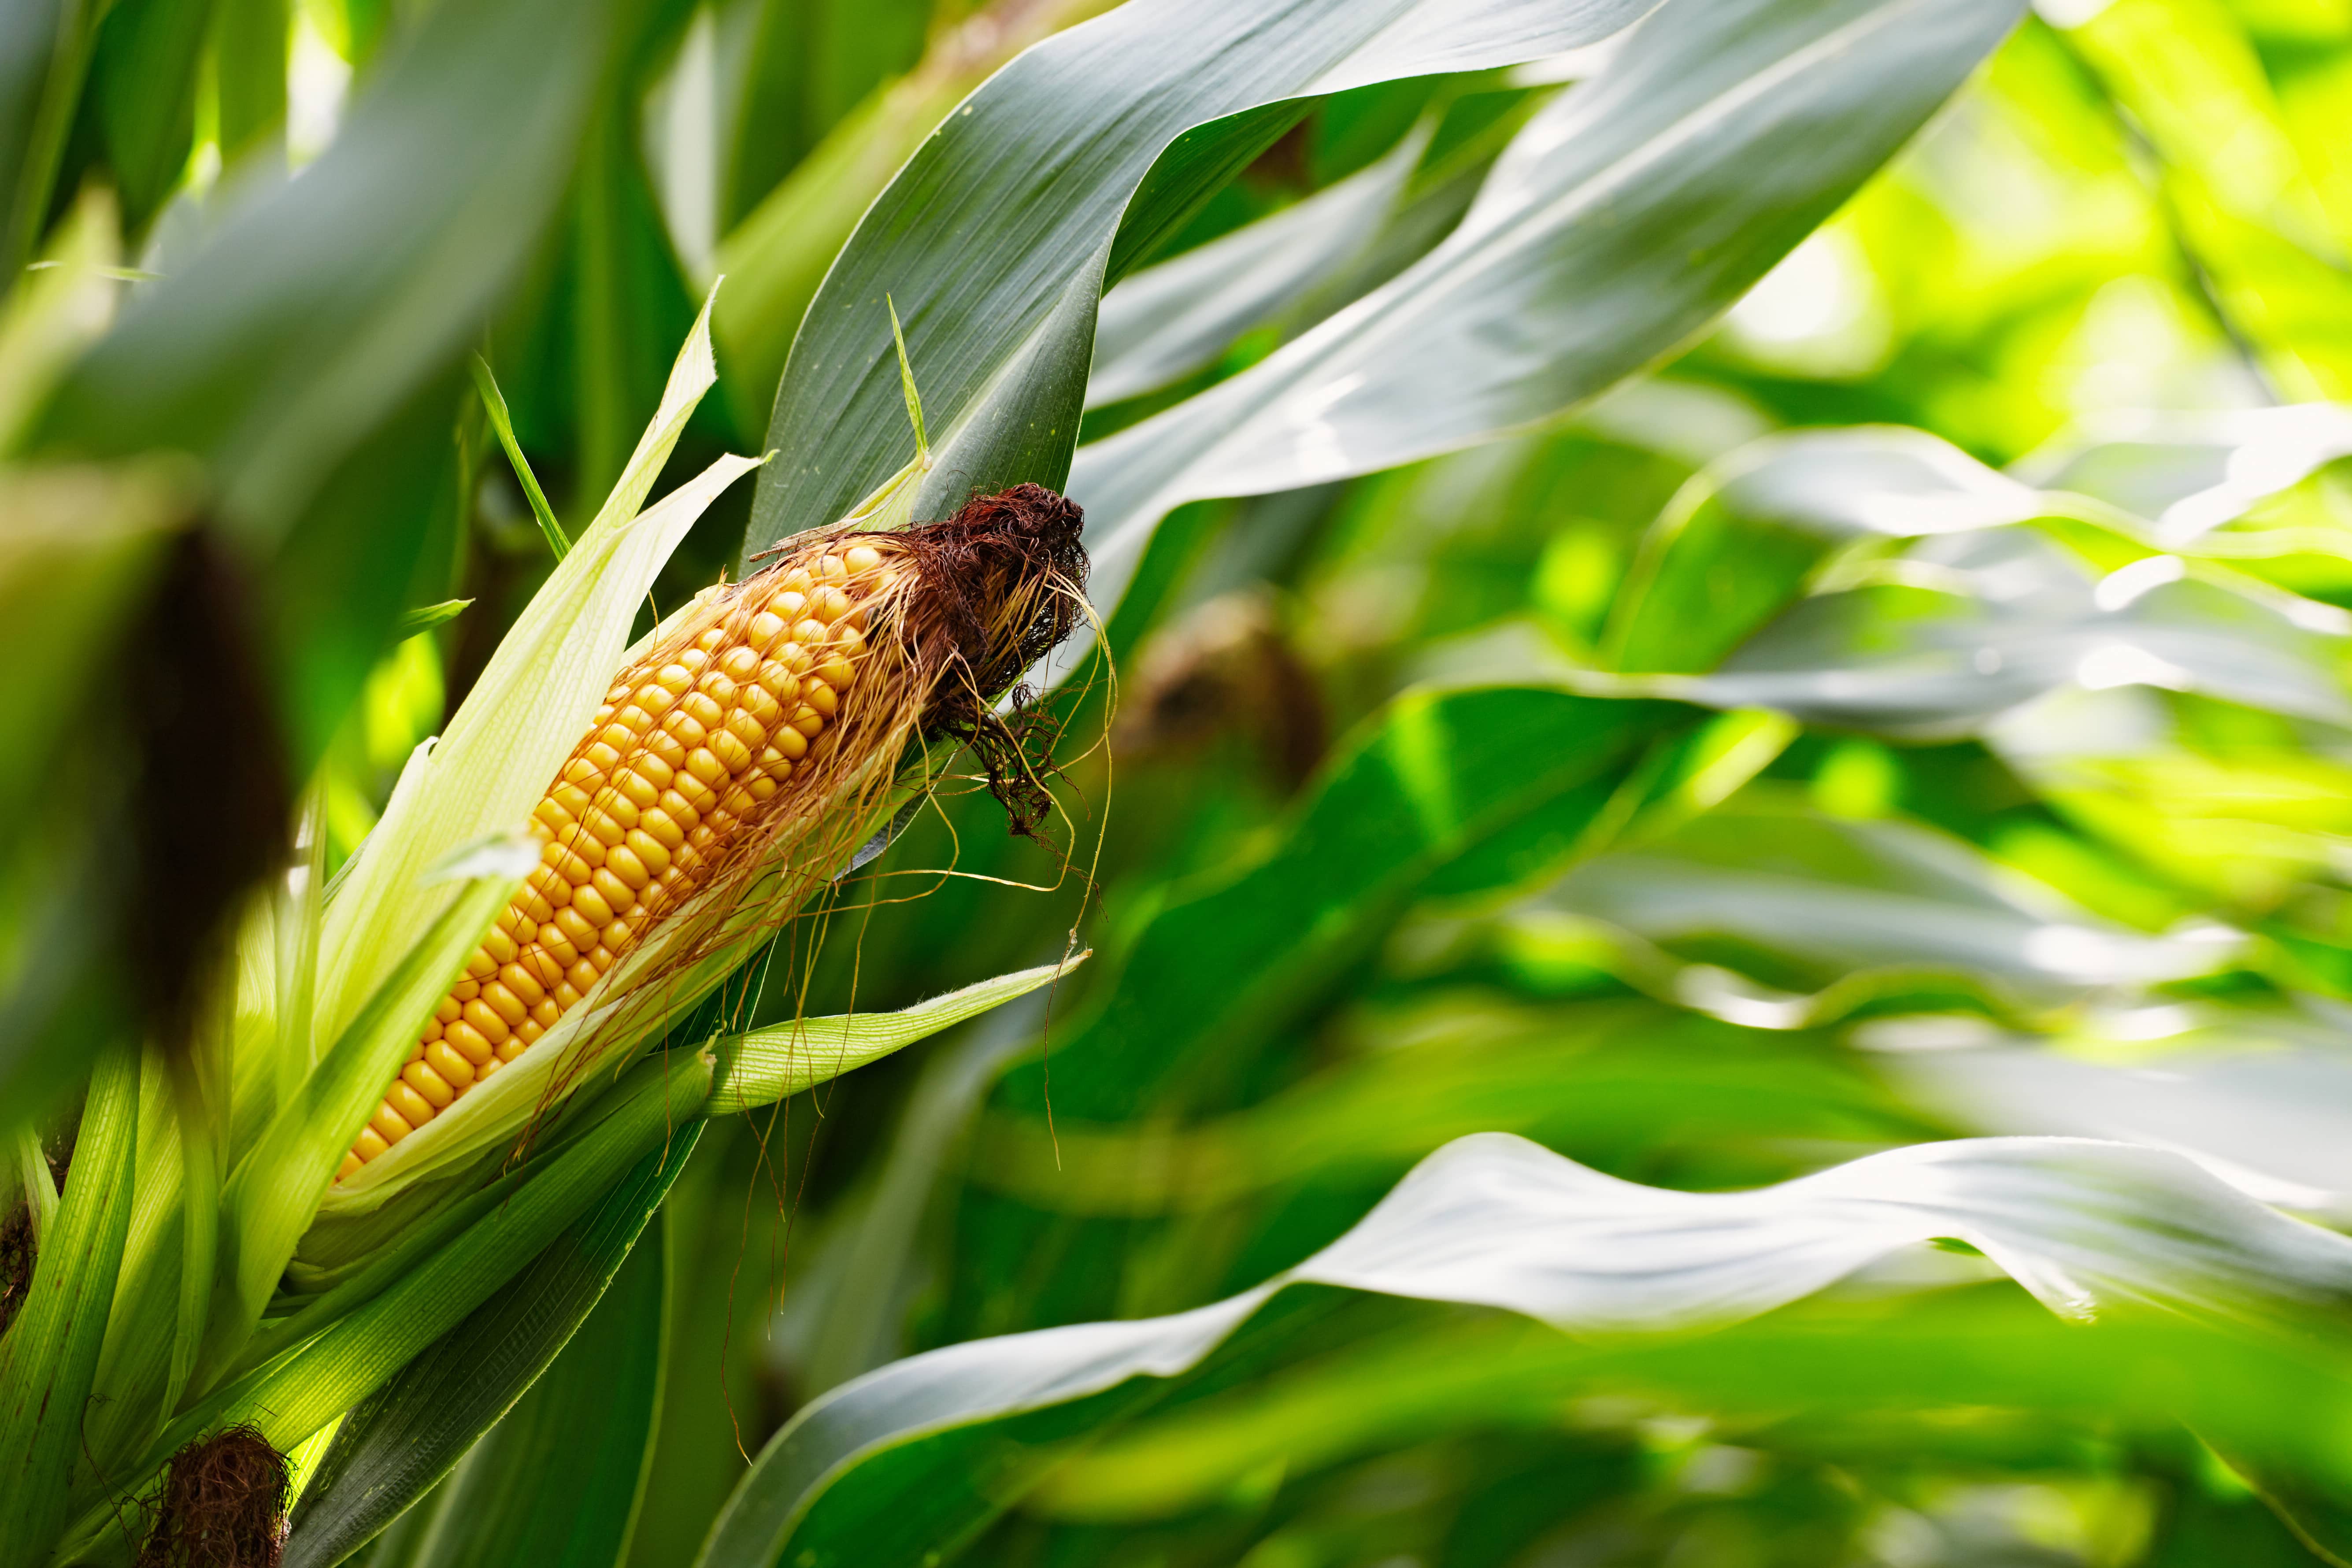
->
[8,0,2352,1565]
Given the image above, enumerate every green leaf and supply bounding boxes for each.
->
[4,1126,56,1237]
[740,0,1658,556]
[966,999,1927,1218]
[710,0,1115,419]
[83,0,214,231]
[0,0,88,277]
[1537,798,2232,1007]
[0,189,122,456]
[1603,426,2035,674]
[391,599,474,642]
[213,0,289,161]
[1887,1009,2352,1214]
[698,1132,2352,1566]
[281,1125,698,1568]
[1014,688,1691,1123]
[1066,0,2029,627]
[202,836,537,1387]
[0,1040,139,1568]
[564,100,703,503]
[37,0,635,532]
[704,954,1089,1115]
[797,1000,1057,1399]
[1085,120,1427,409]
[471,355,568,561]
[2052,0,2352,399]
[52,1053,715,1561]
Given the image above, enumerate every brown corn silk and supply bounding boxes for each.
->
[135,1424,289,1568]
[341,484,1086,1177]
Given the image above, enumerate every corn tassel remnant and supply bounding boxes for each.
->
[342,484,1086,1176]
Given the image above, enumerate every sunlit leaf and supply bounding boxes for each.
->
[699,1132,2352,1567]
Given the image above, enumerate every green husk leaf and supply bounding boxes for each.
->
[706,953,1090,1115]
[6,1125,54,1240]
[166,1051,221,1415]
[56,1054,712,1562]
[202,836,538,1387]
[0,1040,139,1568]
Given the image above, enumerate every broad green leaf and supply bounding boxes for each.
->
[37,0,639,538]
[1603,419,2352,679]
[1986,687,2352,910]
[1885,1010,2352,1216]
[0,1040,138,1568]
[711,0,1108,408]
[1085,123,1427,408]
[1064,0,2028,629]
[282,1127,698,1568]
[1603,425,2057,674]
[697,1132,2352,1567]
[1019,1293,2341,1525]
[0,188,121,455]
[409,1226,669,1568]
[741,0,1660,555]
[2052,0,2352,400]
[704,954,1090,1115]
[214,0,289,160]
[4,1126,55,1234]
[1586,514,2352,737]
[1824,561,2345,732]
[2022,404,2352,546]
[563,100,704,504]
[939,690,1746,1341]
[796,999,1057,1398]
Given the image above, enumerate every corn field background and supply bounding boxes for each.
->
[9,0,2352,1562]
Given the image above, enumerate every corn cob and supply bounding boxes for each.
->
[340,544,894,1175]
[342,484,1085,1177]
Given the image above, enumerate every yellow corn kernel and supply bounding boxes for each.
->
[387,1081,436,1127]
[403,1061,456,1108]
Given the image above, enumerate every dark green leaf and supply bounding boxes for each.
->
[1068,0,2029,624]
[284,1125,699,1568]
[741,0,1656,556]
[0,1041,139,1568]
